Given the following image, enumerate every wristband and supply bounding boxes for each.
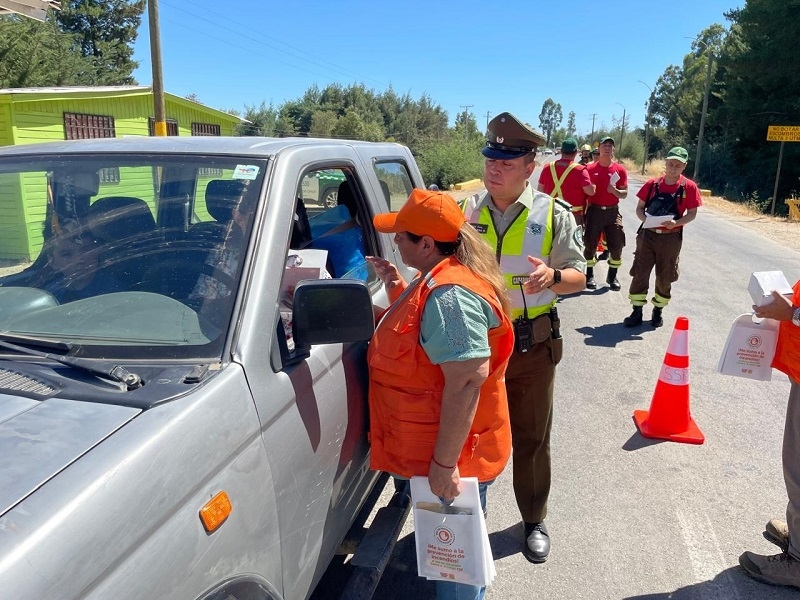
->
[431,456,456,469]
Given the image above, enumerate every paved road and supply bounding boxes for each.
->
[322,160,800,599]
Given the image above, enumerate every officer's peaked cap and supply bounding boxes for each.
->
[483,112,546,160]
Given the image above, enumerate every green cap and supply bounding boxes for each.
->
[666,146,689,163]
[561,137,578,153]
[599,136,615,145]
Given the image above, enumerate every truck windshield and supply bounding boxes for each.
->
[0,154,267,361]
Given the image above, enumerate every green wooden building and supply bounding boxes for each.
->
[0,86,242,263]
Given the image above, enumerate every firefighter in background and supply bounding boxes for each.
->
[537,137,595,227]
[623,146,700,328]
[584,136,628,290]
[579,144,592,165]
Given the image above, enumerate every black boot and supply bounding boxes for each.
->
[651,307,664,328]
[624,306,643,327]
[585,267,596,289]
[606,267,621,291]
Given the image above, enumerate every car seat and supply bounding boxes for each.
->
[88,196,159,289]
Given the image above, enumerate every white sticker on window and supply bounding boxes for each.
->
[233,164,259,180]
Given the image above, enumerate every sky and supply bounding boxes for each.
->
[132,0,741,141]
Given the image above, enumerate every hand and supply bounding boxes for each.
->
[607,184,618,194]
[521,256,552,294]
[753,290,795,321]
[365,255,405,289]
[660,219,677,229]
[428,461,461,502]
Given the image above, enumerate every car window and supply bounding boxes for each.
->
[0,155,267,360]
[373,160,414,211]
[277,168,376,356]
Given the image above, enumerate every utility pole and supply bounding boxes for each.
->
[615,103,626,158]
[638,81,653,175]
[589,114,597,142]
[148,0,167,136]
[694,46,714,181]
[485,111,491,131]
[460,105,473,141]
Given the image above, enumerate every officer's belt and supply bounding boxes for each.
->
[649,227,682,234]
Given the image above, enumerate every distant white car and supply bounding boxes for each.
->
[544,149,554,155]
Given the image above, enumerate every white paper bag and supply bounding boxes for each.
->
[410,476,494,587]
[717,313,779,381]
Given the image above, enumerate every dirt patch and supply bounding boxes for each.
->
[626,173,800,252]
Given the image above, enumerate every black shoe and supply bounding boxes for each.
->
[597,250,610,261]
[651,307,664,328]
[606,268,621,291]
[523,522,550,563]
[624,307,644,327]
[585,267,596,290]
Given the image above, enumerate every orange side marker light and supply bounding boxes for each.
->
[200,491,232,533]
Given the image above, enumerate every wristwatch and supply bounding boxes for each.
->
[549,268,561,288]
[792,306,800,327]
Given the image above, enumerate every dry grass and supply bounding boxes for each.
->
[618,158,800,251]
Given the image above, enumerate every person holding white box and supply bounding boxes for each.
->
[740,280,800,589]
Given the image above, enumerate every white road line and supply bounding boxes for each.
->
[677,508,741,600]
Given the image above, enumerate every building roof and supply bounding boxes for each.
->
[0,86,244,123]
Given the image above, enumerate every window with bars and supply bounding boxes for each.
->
[148,117,179,136]
[192,122,221,136]
[63,112,116,140]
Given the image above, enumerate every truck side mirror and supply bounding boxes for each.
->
[292,279,375,351]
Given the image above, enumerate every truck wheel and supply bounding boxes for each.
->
[320,187,338,208]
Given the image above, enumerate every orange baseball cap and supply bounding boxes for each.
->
[373,188,466,243]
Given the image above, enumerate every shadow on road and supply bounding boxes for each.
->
[622,428,666,452]
[575,322,646,347]
[621,565,783,599]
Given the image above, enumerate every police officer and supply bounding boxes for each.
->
[462,112,586,563]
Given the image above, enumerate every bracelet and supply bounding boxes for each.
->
[431,456,456,469]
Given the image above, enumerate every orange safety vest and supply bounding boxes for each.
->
[367,256,514,481]
[773,280,800,385]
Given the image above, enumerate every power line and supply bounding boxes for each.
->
[159,0,389,89]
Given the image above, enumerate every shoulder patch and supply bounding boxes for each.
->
[554,198,572,212]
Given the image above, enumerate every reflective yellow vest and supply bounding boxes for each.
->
[463,191,556,319]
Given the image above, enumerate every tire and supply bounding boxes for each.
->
[320,187,338,209]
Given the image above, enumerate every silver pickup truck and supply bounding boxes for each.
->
[0,136,421,599]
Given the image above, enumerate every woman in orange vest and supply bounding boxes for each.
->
[366,189,514,600]
[740,282,800,589]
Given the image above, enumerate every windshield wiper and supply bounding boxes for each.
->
[0,333,143,390]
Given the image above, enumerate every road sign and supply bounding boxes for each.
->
[767,125,800,142]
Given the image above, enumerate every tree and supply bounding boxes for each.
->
[235,101,277,136]
[538,99,562,147]
[566,111,576,137]
[55,0,145,85]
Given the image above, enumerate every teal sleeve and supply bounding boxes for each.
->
[420,284,500,365]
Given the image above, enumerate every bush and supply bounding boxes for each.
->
[415,136,485,190]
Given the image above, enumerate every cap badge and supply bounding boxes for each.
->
[496,136,504,144]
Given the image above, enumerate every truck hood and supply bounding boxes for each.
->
[0,394,139,516]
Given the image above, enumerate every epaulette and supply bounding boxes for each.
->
[553,197,572,212]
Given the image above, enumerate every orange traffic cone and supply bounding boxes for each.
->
[633,316,705,445]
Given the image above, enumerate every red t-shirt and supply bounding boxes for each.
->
[586,162,628,206]
[636,175,702,216]
[537,160,592,209]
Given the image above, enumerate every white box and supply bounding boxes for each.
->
[748,271,794,307]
